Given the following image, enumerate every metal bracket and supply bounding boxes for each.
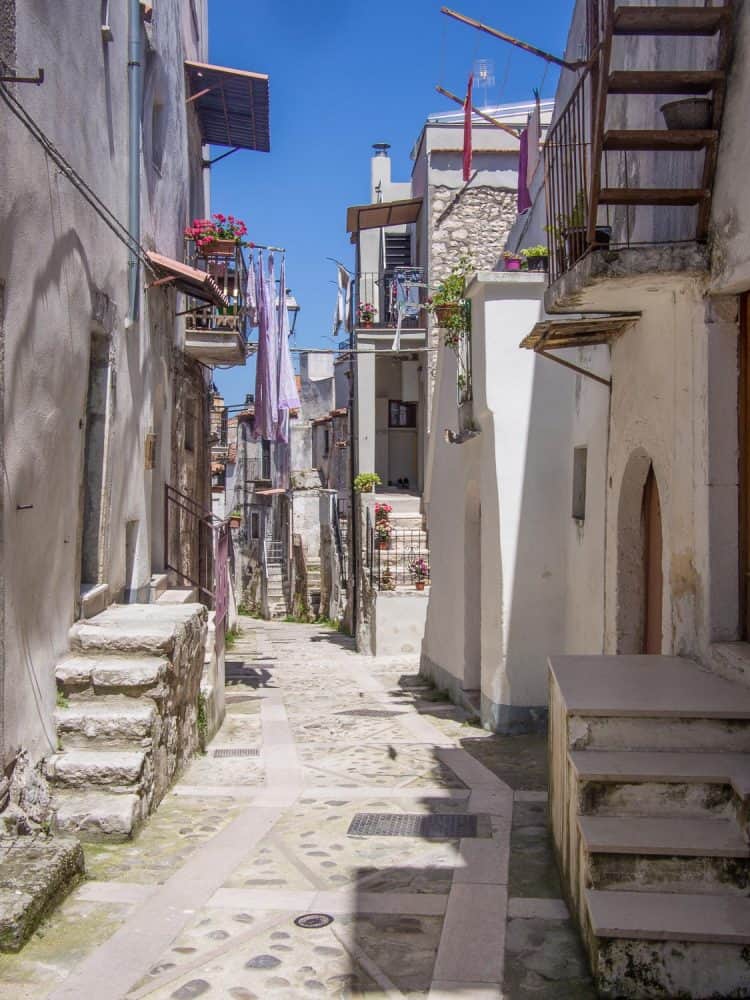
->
[0,68,44,85]
[202,147,240,168]
[537,347,611,388]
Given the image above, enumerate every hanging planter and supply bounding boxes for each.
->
[660,98,713,131]
[433,303,463,326]
[199,238,239,256]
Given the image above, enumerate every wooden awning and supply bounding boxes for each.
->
[185,60,270,152]
[520,314,639,351]
[346,197,423,235]
[146,252,228,307]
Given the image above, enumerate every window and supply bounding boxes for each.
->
[250,511,260,540]
[184,403,195,453]
[261,440,271,479]
[385,233,412,270]
[389,400,417,428]
[323,426,331,458]
[572,446,587,520]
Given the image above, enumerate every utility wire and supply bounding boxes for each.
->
[0,82,154,271]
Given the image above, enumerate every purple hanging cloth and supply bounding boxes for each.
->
[252,252,279,441]
[275,255,300,445]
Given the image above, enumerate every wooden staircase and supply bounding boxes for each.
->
[588,1,734,244]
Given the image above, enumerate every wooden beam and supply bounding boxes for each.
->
[441,7,588,70]
[435,86,522,138]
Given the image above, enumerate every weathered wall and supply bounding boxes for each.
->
[1,0,208,768]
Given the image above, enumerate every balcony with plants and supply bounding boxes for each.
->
[355,267,428,334]
[182,214,250,366]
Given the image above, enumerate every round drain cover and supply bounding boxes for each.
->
[294,913,334,929]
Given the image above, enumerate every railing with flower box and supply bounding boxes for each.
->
[355,268,428,330]
[365,504,430,591]
[182,214,250,366]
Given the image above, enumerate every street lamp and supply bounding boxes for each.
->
[285,289,300,336]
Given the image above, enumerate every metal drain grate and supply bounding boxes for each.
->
[294,913,334,929]
[348,812,479,838]
[211,748,260,758]
[337,709,406,719]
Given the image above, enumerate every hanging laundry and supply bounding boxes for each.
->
[245,249,259,327]
[517,126,532,213]
[276,255,300,445]
[252,252,279,442]
[391,268,423,351]
[332,263,351,337]
[526,101,541,189]
[463,73,473,182]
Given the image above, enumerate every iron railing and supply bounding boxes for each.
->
[245,456,271,483]
[356,268,428,329]
[183,240,249,343]
[365,506,430,591]
[332,495,348,584]
[164,484,225,604]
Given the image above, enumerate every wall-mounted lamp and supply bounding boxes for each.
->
[285,289,300,336]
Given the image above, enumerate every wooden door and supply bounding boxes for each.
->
[643,465,663,654]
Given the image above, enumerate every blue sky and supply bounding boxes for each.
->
[208,0,574,406]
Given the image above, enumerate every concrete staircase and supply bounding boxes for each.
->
[264,562,288,619]
[49,603,207,842]
[549,654,750,998]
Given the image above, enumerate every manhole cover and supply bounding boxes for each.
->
[294,913,334,929]
[347,813,480,838]
[211,748,260,758]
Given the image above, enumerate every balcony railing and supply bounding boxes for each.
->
[183,239,249,342]
[245,457,271,483]
[356,267,427,329]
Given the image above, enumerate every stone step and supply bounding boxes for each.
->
[45,749,147,790]
[56,655,168,697]
[156,587,197,604]
[148,573,169,603]
[69,603,206,657]
[585,890,750,997]
[55,698,157,748]
[52,791,142,842]
[586,846,750,898]
[587,887,750,943]
[569,715,750,753]
[571,750,750,800]
[579,815,750,859]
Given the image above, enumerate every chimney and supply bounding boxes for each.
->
[371,141,392,198]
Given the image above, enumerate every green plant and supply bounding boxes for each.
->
[197,692,208,753]
[354,472,381,493]
[520,245,549,258]
[224,625,241,649]
[545,190,586,245]
[229,509,241,519]
[429,256,473,352]
[56,690,69,709]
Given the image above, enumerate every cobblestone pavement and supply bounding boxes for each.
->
[0,619,595,999]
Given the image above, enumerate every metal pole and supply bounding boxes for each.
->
[127,0,143,325]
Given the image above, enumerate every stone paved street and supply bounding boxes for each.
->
[0,619,595,999]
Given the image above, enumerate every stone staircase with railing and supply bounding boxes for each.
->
[549,654,750,998]
[264,561,288,620]
[49,603,207,842]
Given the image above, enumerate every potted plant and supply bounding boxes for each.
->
[661,98,712,131]
[546,192,611,270]
[429,255,473,327]
[357,302,377,327]
[503,250,523,272]
[375,517,392,550]
[354,472,381,493]
[380,562,396,591]
[409,556,429,591]
[520,245,549,272]
[185,213,248,256]
[228,509,242,528]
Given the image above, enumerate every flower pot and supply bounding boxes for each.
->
[504,257,522,271]
[375,540,389,551]
[526,256,549,272]
[415,580,426,591]
[661,98,712,131]
[199,238,239,256]
[433,303,462,326]
[229,516,241,528]
[360,319,373,328]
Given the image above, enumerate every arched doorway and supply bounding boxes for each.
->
[642,465,663,654]
[616,451,664,654]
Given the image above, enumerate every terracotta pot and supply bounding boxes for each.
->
[433,303,462,326]
[415,580,426,591]
[360,319,374,328]
[229,516,241,528]
[199,238,239,256]
[375,539,389,551]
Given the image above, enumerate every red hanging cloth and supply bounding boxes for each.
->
[463,73,473,182]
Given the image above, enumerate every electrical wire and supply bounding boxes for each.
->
[0,82,153,271]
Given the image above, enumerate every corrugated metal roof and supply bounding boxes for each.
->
[185,61,270,152]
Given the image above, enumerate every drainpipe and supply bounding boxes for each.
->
[127,0,143,325]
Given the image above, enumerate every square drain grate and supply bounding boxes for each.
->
[211,748,260,758]
[348,812,480,839]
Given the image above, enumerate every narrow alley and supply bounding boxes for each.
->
[0,618,593,1000]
